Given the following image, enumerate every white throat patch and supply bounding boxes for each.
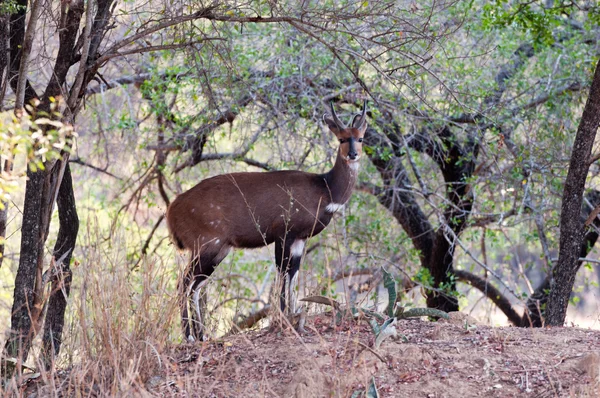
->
[349,161,360,172]
[325,203,344,213]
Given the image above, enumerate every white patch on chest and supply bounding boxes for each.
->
[349,161,360,172]
[325,203,345,213]
[290,240,305,257]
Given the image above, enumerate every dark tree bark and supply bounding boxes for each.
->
[522,190,600,327]
[0,0,8,108]
[0,1,7,266]
[0,15,6,264]
[4,167,47,359]
[451,189,600,327]
[5,0,233,365]
[359,41,537,313]
[4,0,85,363]
[41,164,78,368]
[546,61,600,325]
[0,0,38,268]
[7,0,37,103]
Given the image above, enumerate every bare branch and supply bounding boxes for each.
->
[85,73,153,94]
[95,7,219,66]
[443,224,521,300]
[584,204,600,226]
[14,0,42,110]
[227,304,271,335]
[66,0,93,113]
[454,269,522,326]
[96,40,224,65]
[132,214,165,271]
[70,157,122,180]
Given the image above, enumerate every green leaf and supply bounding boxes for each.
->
[366,317,380,336]
[366,376,379,398]
[374,318,397,349]
[382,267,396,318]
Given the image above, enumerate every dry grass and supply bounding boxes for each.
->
[2,225,600,397]
[8,309,600,397]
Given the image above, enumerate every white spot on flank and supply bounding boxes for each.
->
[290,240,305,257]
[217,206,221,210]
[325,203,344,213]
[209,221,214,226]
[210,203,214,208]
[216,239,220,244]
[191,208,196,213]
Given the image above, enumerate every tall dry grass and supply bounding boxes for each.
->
[2,220,183,396]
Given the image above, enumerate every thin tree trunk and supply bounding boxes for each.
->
[0,160,9,267]
[427,238,460,312]
[0,3,7,265]
[42,164,78,368]
[13,0,41,111]
[5,157,67,360]
[522,190,600,327]
[4,168,46,359]
[546,58,600,326]
[0,0,8,109]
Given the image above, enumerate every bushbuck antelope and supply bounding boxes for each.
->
[167,101,368,341]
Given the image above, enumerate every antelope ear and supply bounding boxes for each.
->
[323,114,342,135]
[351,100,368,134]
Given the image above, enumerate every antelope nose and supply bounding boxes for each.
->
[348,150,358,160]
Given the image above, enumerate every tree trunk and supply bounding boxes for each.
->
[42,164,78,368]
[546,58,600,326]
[5,158,68,360]
[4,168,46,359]
[0,0,8,108]
[426,235,459,311]
[523,190,600,327]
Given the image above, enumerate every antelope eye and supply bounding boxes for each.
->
[339,139,345,143]
[358,138,363,143]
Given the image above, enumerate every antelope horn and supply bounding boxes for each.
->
[330,102,346,130]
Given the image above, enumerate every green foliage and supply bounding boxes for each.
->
[351,377,380,398]
[382,267,396,318]
[482,0,600,45]
[413,268,434,288]
[0,111,74,209]
[0,0,25,15]
[18,0,598,344]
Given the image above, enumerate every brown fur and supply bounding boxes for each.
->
[167,102,368,340]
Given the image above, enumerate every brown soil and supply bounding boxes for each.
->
[143,312,600,397]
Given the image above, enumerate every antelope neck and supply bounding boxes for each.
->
[322,149,358,206]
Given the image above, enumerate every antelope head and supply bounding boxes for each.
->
[323,100,368,165]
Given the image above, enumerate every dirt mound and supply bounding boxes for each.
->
[141,312,600,397]
[16,312,600,397]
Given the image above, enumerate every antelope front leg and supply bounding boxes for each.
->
[276,238,304,314]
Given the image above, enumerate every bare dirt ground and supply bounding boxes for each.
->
[139,312,600,398]
[14,311,600,397]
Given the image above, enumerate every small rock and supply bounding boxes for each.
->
[145,375,164,390]
[444,311,481,327]
[430,324,450,341]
